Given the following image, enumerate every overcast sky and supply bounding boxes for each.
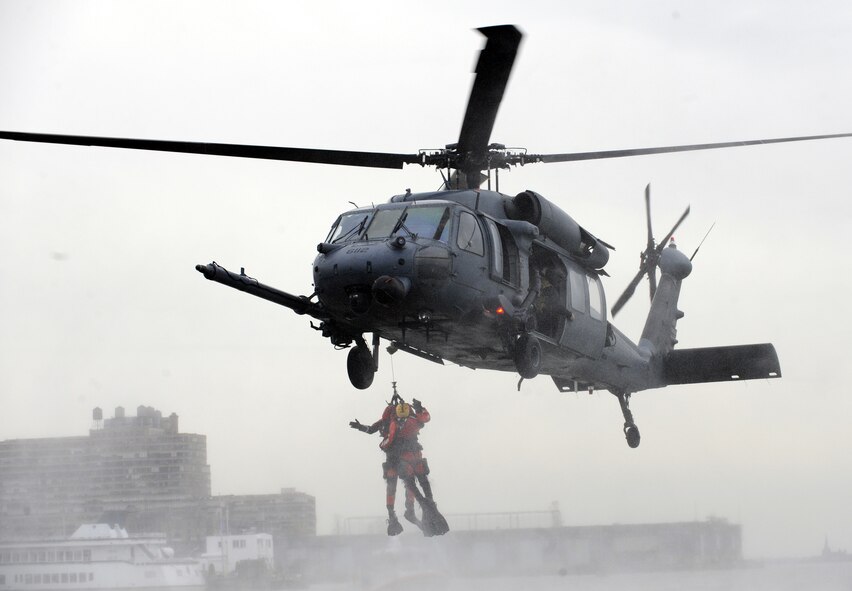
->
[2,1,852,558]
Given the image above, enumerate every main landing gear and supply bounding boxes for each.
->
[513,333,542,379]
[616,392,641,448]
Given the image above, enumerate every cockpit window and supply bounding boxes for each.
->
[363,209,403,240]
[363,206,450,242]
[405,206,451,241]
[327,212,368,244]
[457,211,484,256]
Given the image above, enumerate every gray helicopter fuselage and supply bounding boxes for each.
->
[195,185,778,449]
[312,189,656,394]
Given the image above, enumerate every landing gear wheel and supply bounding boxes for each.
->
[346,345,375,390]
[624,424,641,448]
[513,334,542,379]
[615,393,640,448]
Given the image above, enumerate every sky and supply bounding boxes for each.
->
[1,0,852,559]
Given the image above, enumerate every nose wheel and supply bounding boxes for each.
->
[347,343,376,389]
[616,392,641,448]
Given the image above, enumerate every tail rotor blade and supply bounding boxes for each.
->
[617,186,691,315]
[648,266,658,301]
[656,205,690,253]
[645,183,654,251]
[611,268,646,317]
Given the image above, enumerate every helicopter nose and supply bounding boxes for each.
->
[372,275,411,307]
[348,289,372,315]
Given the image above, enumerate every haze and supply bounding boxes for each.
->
[1,0,851,561]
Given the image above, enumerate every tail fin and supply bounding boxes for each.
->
[637,242,783,387]
[639,242,692,356]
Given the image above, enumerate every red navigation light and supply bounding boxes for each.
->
[496,306,505,315]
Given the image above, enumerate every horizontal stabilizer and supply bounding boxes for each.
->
[664,344,781,385]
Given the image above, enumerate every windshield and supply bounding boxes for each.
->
[363,205,451,242]
[326,212,369,244]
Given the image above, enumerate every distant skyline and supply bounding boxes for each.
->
[2,1,851,559]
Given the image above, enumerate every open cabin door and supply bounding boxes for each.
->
[560,263,607,359]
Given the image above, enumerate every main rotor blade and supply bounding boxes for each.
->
[645,183,654,251]
[456,25,522,170]
[656,206,691,254]
[0,131,420,169]
[611,267,646,317]
[532,132,852,164]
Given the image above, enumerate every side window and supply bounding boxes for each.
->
[485,219,520,285]
[569,269,587,312]
[457,211,484,256]
[588,275,603,320]
[486,219,504,276]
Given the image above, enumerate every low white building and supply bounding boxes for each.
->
[200,533,273,575]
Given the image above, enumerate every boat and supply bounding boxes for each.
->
[0,524,204,591]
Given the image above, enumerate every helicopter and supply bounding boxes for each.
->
[2,25,850,448]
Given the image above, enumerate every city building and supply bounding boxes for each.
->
[210,490,316,539]
[200,532,274,576]
[0,406,316,553]
[0,406,209,546]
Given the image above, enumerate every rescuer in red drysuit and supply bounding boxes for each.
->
[350,394,445,536]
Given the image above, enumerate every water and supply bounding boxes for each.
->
[297,560,852,591]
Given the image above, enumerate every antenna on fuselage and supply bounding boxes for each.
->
[690,222,716,261]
